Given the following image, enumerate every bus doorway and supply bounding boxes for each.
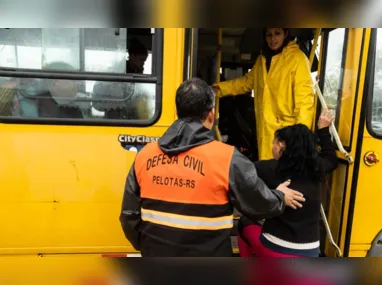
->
[189,28,324,255]
[194,28,320,162]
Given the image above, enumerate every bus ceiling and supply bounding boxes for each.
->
[198,28,325,53]
[198,28,333,38]
[197,28,323,72]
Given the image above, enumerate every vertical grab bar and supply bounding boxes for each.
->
[214,28,223,142]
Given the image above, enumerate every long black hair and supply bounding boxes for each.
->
[274,124,323,181]
[261,28,294,72]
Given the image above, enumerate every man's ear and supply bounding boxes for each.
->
[209,108,215,123]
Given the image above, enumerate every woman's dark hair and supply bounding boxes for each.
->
[261,28,295,72]
[275,124,323,181]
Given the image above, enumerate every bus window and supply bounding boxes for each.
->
[42,29,81,71]
[321,29,347,120]
[0,28,161,124]
[369,28,382,137]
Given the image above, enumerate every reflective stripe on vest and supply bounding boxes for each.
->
[141,208,234,230]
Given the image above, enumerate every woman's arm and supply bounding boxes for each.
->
[213,60,257,98]
[293,54,315,129]
[317,110,338,174]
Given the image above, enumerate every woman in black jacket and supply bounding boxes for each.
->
[238,109,338,257]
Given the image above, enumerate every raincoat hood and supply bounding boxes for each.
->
[158,119,214,155]
[263,40,300,59]
[262,40,300,72]
[282,41,300,55]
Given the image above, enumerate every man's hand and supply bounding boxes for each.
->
[276,180,305,209]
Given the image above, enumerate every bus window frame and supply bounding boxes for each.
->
[0,28,164,127]
[366,28,382,140]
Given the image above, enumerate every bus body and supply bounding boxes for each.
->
[0,27,382,280]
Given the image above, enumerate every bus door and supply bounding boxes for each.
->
[208,28,328,255]
[342,28,382,257]
[315,28,374,257]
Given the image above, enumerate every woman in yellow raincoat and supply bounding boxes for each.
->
[213,28,315,160]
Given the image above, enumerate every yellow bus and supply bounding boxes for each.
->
[0,27,381,277]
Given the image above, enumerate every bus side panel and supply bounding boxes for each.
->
[348,133,382,255]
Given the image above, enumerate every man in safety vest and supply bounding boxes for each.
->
[119,78,305,257]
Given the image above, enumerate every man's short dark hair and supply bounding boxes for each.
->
[175,78,215,122]
[128,38,148,57]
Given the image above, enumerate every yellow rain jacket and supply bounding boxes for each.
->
[216,41,315,160]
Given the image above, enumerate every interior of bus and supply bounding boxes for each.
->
[194,28,321,160]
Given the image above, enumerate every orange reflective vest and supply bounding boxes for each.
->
[135,140,235,231]
[120,120,286,257]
